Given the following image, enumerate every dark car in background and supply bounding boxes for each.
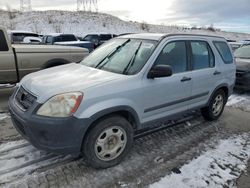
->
[234,45,250,91]
[82,34,117,48]
[42,34,94,52]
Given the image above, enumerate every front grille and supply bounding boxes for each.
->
[15,87,37,110]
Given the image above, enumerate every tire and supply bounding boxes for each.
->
[201,89,227,121]
[82,115,134,169]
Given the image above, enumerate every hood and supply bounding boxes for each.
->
[20,63,124,103]
[12,44,87,53]
[235,58,250,71]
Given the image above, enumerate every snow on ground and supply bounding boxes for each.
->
[0,10,250,40]
[0,140,27,152]
[227,94,250,112]
[0,140,72,184]
[0,113,8,121]
[150,134,250,188]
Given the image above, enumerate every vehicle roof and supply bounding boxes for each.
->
[44,33,75,37]
[118,33,226,41]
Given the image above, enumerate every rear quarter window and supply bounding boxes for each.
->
[213,41,233,64]
[0,30,9,51]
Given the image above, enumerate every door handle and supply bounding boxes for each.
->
[213,71,221,75]
[181,77,192,82]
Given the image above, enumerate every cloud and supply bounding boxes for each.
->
[165,0,250,25]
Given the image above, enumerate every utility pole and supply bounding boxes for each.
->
[77,0,98,12]
[20,0,32,12]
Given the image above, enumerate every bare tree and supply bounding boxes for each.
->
[6,5,16,30]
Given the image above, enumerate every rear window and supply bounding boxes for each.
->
[0,30,9,51]
[213,41,233,64]
[84,35,99,41]
[100,34,112,41]
[61,35,77,41]
[12,33,39,43]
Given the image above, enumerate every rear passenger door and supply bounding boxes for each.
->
[188,40,223,109]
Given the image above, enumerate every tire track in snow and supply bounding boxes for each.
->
[0,140,74,185]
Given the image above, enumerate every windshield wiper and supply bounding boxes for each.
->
[95,39,131,69]
[122,42,142,75]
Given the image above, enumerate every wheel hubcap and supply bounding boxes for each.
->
[212,94,224,116]
[95,126,127,161]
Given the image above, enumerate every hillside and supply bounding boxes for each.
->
[0,10,249,40]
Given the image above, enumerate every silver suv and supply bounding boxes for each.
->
[9,33,235,168]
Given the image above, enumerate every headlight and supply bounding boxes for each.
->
[37,92,83,117]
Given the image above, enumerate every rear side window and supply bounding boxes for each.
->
[191,41,214,70]
[213,41,233,64]
[0,30,9,51]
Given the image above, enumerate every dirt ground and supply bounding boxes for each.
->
[0,87,250,188]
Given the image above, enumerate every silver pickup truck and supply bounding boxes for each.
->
[0,27,89,84]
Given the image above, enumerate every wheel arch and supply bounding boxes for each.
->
[207,84,229,106]
[80,106,140,151]
[41,58,71,69]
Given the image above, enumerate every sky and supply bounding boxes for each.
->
[0,0,250,33]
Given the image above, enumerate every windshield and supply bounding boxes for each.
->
[234,45,250,59]
[80,38,157,75]
[12,33,39,43]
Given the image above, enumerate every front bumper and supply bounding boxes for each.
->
[8,91,90,155]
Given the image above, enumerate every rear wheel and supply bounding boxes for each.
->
[201,89,227,121]
[82,115,134,169]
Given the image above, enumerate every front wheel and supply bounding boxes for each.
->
[82,115,134,169]
[201,89,227,121]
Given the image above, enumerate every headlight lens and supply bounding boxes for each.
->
[37,92,83,117]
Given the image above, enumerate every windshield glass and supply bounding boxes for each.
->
[80,38,157,75]
[234,45,250,59]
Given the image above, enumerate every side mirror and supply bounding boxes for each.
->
[147,65,172,79]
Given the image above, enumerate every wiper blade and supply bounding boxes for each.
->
[123,42,142,75]
[95,39,131,68]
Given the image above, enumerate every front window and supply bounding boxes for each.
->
[234,45,250,59]
[80,38,157,75]
[154,41,187,74]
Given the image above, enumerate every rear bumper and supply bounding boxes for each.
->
[8,93,90,155]
[235,72,250,90]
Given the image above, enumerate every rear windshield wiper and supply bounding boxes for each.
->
[95,39,131,68]
[123,42,142,75]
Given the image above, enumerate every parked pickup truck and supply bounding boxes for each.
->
[42,34,94,52]
[0,27,89,84]
[8,30,41,44]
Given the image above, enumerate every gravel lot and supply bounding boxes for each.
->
[0,88,250,188]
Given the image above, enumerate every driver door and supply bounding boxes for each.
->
[141,40,192,126]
